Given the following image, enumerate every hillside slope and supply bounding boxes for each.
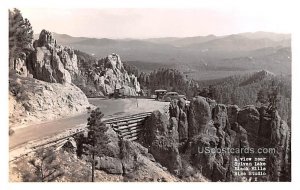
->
[9,73,90,129]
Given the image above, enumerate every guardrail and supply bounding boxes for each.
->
[105,112,152,141]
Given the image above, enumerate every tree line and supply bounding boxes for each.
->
[198,73,291,125]
[9,8,33,70]
[138,68,199,98]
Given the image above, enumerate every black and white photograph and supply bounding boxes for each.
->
[1,0,299,187]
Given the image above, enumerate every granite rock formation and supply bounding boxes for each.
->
[237,105,260,135]
[187,96,212,139]
[227,105,240,126]
[143,110,182,175]
[169,99,188,143]
[268,111,290,181]
[87,53,141,96]
[28,30,78,84]
[12,29,141,97]
[142,96,290,181]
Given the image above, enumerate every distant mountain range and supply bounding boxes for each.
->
[34,31,291,80]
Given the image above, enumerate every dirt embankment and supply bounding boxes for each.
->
[9,74,91,130]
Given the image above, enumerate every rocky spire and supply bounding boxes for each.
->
[37,29,56,47]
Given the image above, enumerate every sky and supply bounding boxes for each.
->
[15,0,295,39]
[1,1,300,189]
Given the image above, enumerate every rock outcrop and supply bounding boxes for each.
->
[143,110,182,174]
[13,52,29,77]
[88,53,141,96]
[227,105,240,126]
[228,104,290,181]
[237,105,260,135]
[188,133,229,181]
[268,111,290,181]
[169,99,188,143]
[258,106,273,139]
[141,96,290,182]
[186,100,234,181]
[212,104,229,130]
[187,96,212,138]
[231,122,250,148]
[27,30,78,84]
[12,29,141,98]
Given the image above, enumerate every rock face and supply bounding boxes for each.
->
[144,110,182,174]
[58,47,79,75]
[258,106,273,139]
[9,74,90,128]
[189,133,228,181]
[28,29,78,84]
[268,111,290,181]
[104,54,124,71]
[178,111,188,143]
[89,53,141,96]
[169,99,188,143]
[226,104,291,181]
[187,96,212,139]
[13,29,141,98]
[186,101,233,181]
[144,96,290,182]
[237,105,260,135]
[231,122,250,148]
[35,29,56,47]
[227,105,240,126]
[119,140,156,175]
[212,104,229,130]
[13,52,29,77]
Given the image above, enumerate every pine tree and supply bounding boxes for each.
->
[85,108,109,182]
[9,8,33,70]
[268,81,280,111]
[256,88,269,106]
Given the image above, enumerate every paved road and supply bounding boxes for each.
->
[9,98,134,149]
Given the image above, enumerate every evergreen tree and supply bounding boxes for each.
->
[256,88,269,106]
[85,108,109,182]
[256,81,280,111]
[268,81,280,111]
[9,8,33,70]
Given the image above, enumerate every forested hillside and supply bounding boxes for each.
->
[138,68,199,97]
[136,67,291,126]
[198,70,291,125]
